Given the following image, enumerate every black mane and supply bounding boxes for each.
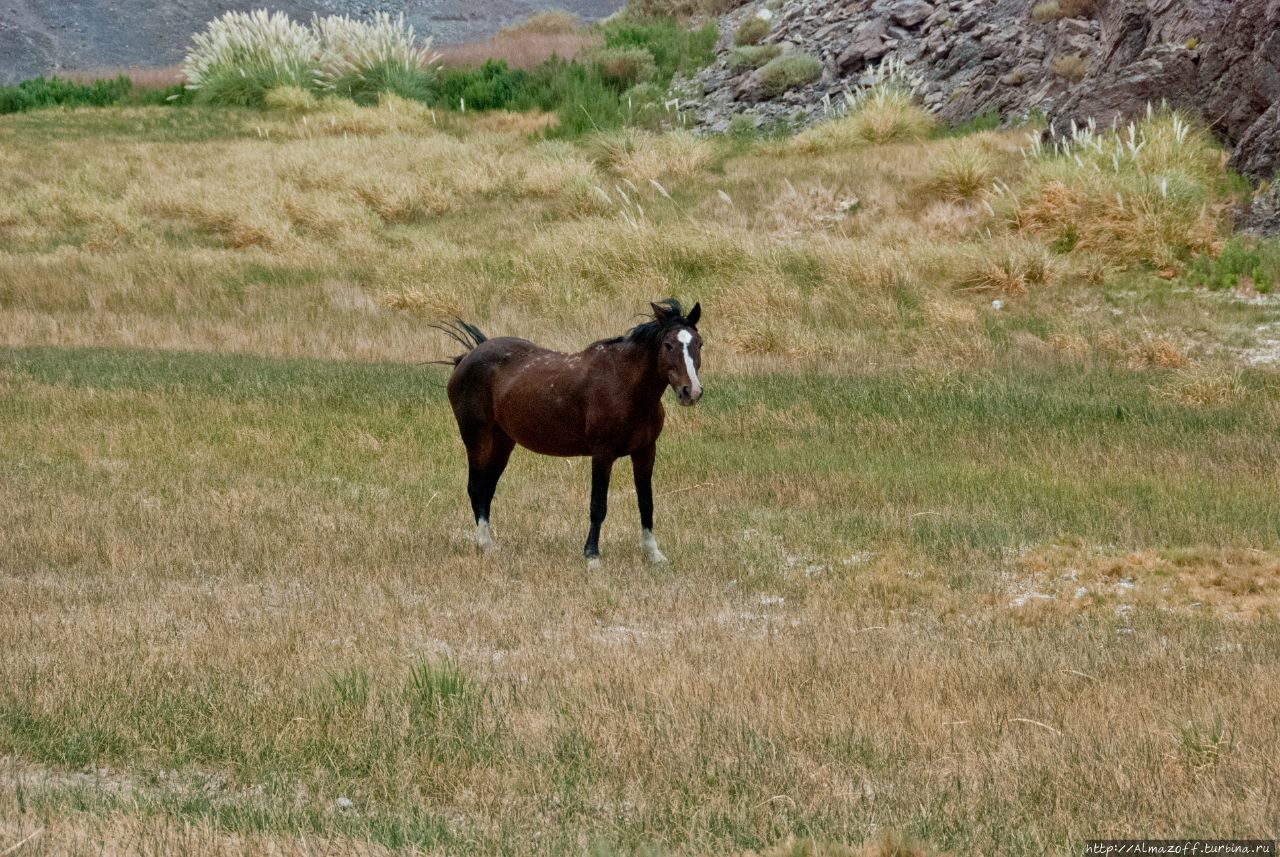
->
[619,299,693,346]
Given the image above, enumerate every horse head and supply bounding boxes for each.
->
[650,300,702,406]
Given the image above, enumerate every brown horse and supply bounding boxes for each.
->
[437,299,703,567]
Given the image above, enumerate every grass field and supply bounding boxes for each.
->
[1,95,1279,855]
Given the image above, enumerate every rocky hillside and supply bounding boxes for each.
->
[0,0,625,84]
[683,0,1279,182]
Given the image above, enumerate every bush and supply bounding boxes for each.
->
[758,54,821,97]
[593,46,657,89]
[315,13,440,105]
[0,75,134,113]
[601,15,717,86]
[734,16,771,46]
[183,10,323,106]
[728,44,781,70]
[434,59,528,111]
[1185,239,1278,293]
[622,82,675,129]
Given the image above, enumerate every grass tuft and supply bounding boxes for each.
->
[793,84,934,151]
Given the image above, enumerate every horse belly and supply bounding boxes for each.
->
[494,387,590,457]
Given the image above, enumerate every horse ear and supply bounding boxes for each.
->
[651,302,674,321]
[686,302,701,327]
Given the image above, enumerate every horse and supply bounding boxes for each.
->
[436,299,703,568]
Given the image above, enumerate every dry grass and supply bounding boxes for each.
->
[600,129,714,186]
[398,3,596,71]
[1010,112,1230,269]
[0,100,1277,854]
[61,66,185,88]
[793,86,935,153]
[1031,1,1061,22]
[1050,53,1088,82]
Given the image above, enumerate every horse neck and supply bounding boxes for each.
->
[612,341,667,404]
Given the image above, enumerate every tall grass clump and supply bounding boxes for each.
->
[315,13,441,105]
[927,142,997,202]
[1012,110,1231,268]
[183,10,323,106]
[793,83,934,152]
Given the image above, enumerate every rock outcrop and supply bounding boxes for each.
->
[682,0,1279,182]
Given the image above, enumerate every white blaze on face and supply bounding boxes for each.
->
[677,329,701,398]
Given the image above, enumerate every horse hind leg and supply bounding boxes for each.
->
[465,427,514,554]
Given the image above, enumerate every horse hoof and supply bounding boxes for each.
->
[645,550,669,565]
[586,557,602,571]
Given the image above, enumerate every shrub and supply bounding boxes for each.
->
[734,16,771,46]
[1184,239,1278,293]
[728,44,781,70]
[526,57,626,136]
[601,16,717,86]
[1051,53,1087,82]
[315,13,440,105]
[593,46,658,89]
[623,82,676,129]
[1031,1,1062,23]
[183,9,323,106]
[758,54,821,97]
[0,75,134,113]
[434,59,527,111]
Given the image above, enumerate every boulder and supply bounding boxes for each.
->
[836,17,890,70]
[889,0,934,29]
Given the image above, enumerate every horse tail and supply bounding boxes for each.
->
[428,319,488,367]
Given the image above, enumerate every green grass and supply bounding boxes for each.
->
[2,343,1277,565]
[2,343,1278,852]
[0,75,190,114]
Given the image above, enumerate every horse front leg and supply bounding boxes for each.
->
[584,454,615,569]
[632,443,667,564]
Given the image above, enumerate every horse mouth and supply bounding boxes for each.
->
[677,388,702,406]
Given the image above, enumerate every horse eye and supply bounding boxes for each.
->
[664,343,674,350]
